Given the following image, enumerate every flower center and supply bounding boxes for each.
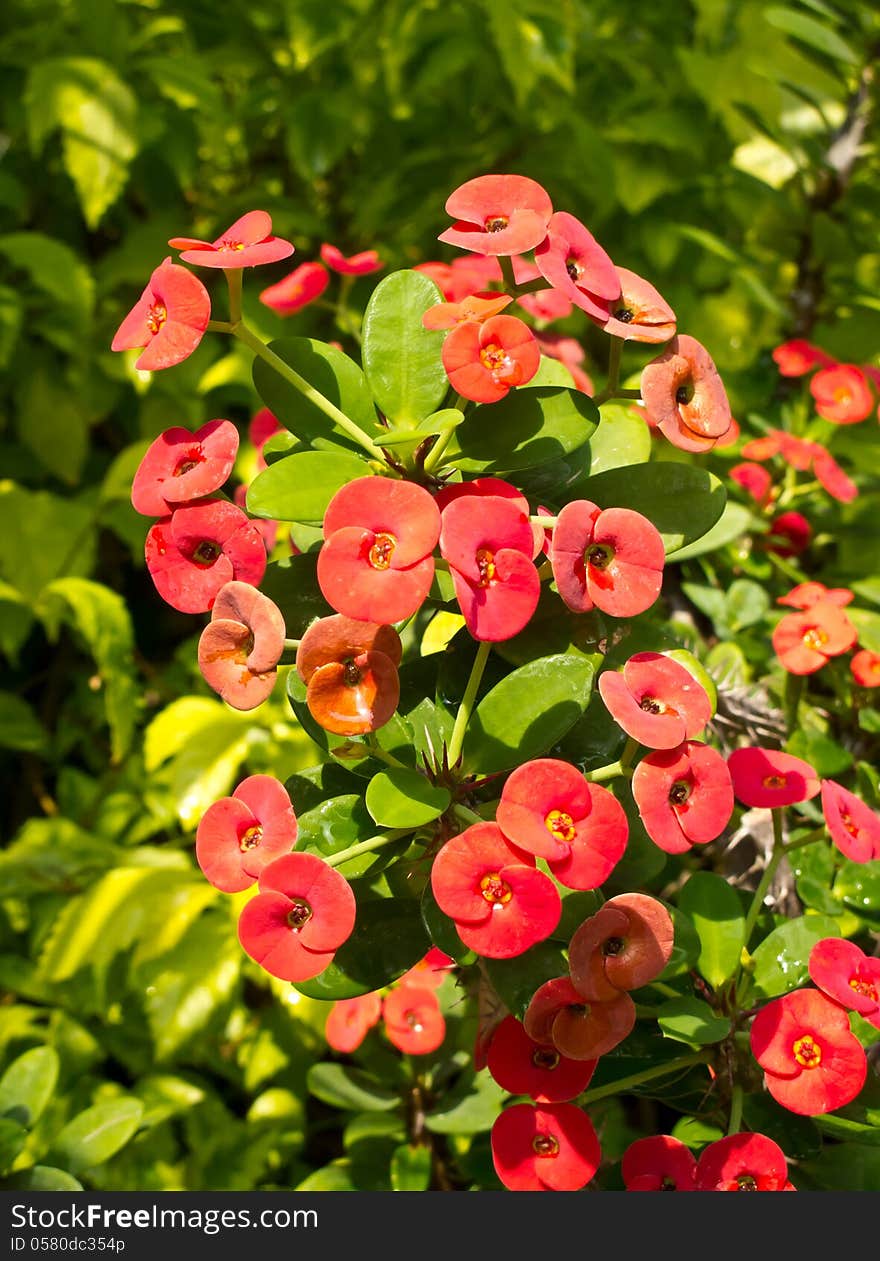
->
[479,342,521,385]
[146,303,167,335]
[218,239,245,252]
[566,258,583,283]
[615,307,634,323]
[368,532,396,570]
[602,936,625,957]
[531,1133,560,1157]
[639,695,664,714]
[484,215,509,233]
[736,1174,758,1192]
[840,810,860,838]
[405,1011,424,1032]
[480,872,512,905]
[239,823,263,852]
[586,543,613,570]
[675,382,694,405]
[343,659,362,687]
[762,774,787,790]
[531,1048,560,1071]
[660,1176,678,1191]
[174,450,201,476]
[192,540,221,566]
[545,809,576,843]
[792,1033,822,1069]
[849,974,878,1001]
[668,779,691,806]
[476,547,497,588]
[802,627,829,651]
[287,899,313,931]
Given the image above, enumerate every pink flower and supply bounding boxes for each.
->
[131,420,239,517]
[441,314,541,404]
[820,779,880,863]
[325,992,383,1053]
[259,261,329,315]
[640,335,732,453]
[550,500,665,618]
[169,210,294,269]
[196,774,297,893]
[320,243,383,275]
[598,652,711,749]
[491,1102,601,1192]
[145,500,267,614]
[695,1133,795,1191]
[534,212,620,320]
[197,580,285,711]
[727,747,820,809]
[632,740,734,854]
[809,938,880,1030]
[111,257,210,372]
[589,267,676,344]
[772,340,833,377]
[810,364,874,423]
[438,174,553,257]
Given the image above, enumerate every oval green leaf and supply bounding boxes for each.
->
[0,1046,59,1128]
[657,997,731,1045]
[750,914,841,1000]
[365,769,450,828]
[247,450,370,525]
[678,872,744,989]
[583,463,727,555]
[50,1098,143,1175]
[446,386,598,474]
[294,896,430,1000]
[391,1142,432,1191]
[307,1064,398,1113]
[362,270,448,427]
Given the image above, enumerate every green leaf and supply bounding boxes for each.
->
[420,883,475,965]
[833,860,880,921]
[0,1046,59,1127]
[0,1119,27,1173]
[295,1160,355,1191]
[764,7,859,64]
[785,730,852,779]
[446,386,598,474]
[0,692,46,754]
[365,769,450,828]
[1,1166,83,1191]
[677,872,744,989]
[585,464,727,555]
[247,451,371,525]
[362,270,448,427]
[142,914,240,1061]
[307,1064,398,1112]
[16,370,89,485]
[462,653,595,773]
[296,795,403,878]
[582,404,652,476]
[425,1068,507,1135]
[252,337,382,446]
[50,1098,143,1175]
[0,233,94,318]
[486,941,569,1022]
[656,997,731,1045]
[143,698,253,830]
[294,897,430,1000]
[390,1143,432,1190]
[0,817,119,898]
[848,608,880,654]
[0,485,96,604]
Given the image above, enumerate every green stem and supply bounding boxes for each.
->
[447,641,491,768]
[784,672,805,733]
[784,826,826,853]
[585,737,639,784]
[765,549,808,586]
[423,421,460,476]
[581,1053,707,1106]
[592,338,624,406]
[741,809,786,947]
[530,514,557,527]
[453,803,483,828]
[324,829,412,870]
[207,319,234,333]
[498,256,517,294]
[727,1084,744,1136]
[225,269,243,325]
[650,980,681,999]
[283,638,301,651]
[364,732,409,769]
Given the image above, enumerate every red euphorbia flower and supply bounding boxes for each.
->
[438,174,553,257]
[111,257,210,372]
[851,648,880,688]
[443,254,504,301]
[772,600,857,675]
[320,243,383,275]
[435,477,544,559]
[741,433,783,462]
[325,992,383,1053]
[695,1133,795,1191]
[198,580,284,710]
[621,1135,697,1191]
[534,212,619,321]
[551,500,665,618]
[640,335,732,453]
[727,747,820,809]
[237,852,356,983]
[729,462,773,509]
[820,779,880,863]
[495,758,628,891]
[750,988,867,1116]
[233,484,277,552]
[772,339,833,377]
[317,477,440,625]
[421,291,513,330]
[491,1102,601,1192]
[414,261,457,301]
[809,938,880,1030]
[598,652,712,749]
[249,408,282,452]
[486,1016,597,1103]
[632,740,734,855]
[814,450,858,503]
[523,976,635,1060]
[145,500,267,614]
[430,822,560,959]
[131,419,239,517]
[590,267,676,344]
[534,333,594,394]
[439,494,540,641]
[777,582,853,610]
[511,255,574,323]
[810,364,874,423]
[196,774,297,893]
[568,893,674,1002]
[169,210,294,269]
[259,261,329,315]
[442,314,540,404]
[766,511,811,558]
[398,947,455,991]
[295,615,402,736]
[383,985,446,1055]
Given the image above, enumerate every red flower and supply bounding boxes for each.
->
[438,174,553,257]
[320,243,383,275]
[233,484,277,552]
[198,580,285,710]
[325,992,383,1053]
[598,652,711,750]
[750,988,867,1116]
[145,500,267,614]
[111,257,210,372]
[444,255,503,301]
[534,212,620,320]
[772,340,833,377]
[728,747,820,810]
[820,779,880,863]
[632,740,734,855]
[259,261,329,316]
[421,291,513,330]
[414,262,456,301]
[317,477,440,625]
[523,976,635,1060]
[435,477,544,558]
[169,210,294,269]
[810,364,874,423]
[551,500,665,618]
[640,335,732,453]
[441,314,540,404]
[729,462,773,509]
[809,938,880,1030]
[238,852,356,983]
[495,758,628,891]
[813,450,858,503]
[486,1016,596,1103]
[852,648,880,688]
[196,774,297,893]
[766,511,811,558]
[695,1133,794,1191]
[383,985,446,1055]
[777,582,853,610]
[131,420,239,517]
[430,822,560,960]
[491,1102,601,1192]
[568,894,674,1002]
[590,267,676,344]
[621,1135,697,1191]
[295,615,402,737]
[439,495,540,641]
[511,255,574,323]
[398,947,455,990]
[249,408,282,452]
[741,433,783,462]
[772,600,857,675]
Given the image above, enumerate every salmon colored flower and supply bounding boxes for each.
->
[590,267,676,344]
[750,988,867,1116]
[851,649,880,687]
[320,243,383,275]
[809,938,880,1030]
[325,992,383,1053]
[777,583,853,610]
[295,614,402,737]
[198,581,285,710]
[766,511,811,558]
[772,600,857,675]
[444,254,504,300]
[491,1102,601,1192]
[695,1133,795,1191]
[111,257,210,372]
[813,450,858,502]
[486,1016,597,1103]
[145,500,267,614]
[729,462,773,508]
[598,652,711,749]
[810,364,874,423]
[511,255,574,323]
[317,477,441,625]
[233,484,277,552]
[421,291,513,330]
[438,174,553,257]
[414,261,456,300]
[435,477,544,559]
[551,500,665,618]
[196,774,297,893]
[238,852,356,983]
[568,894,674,1003]
[523,976,635,1060]
[398,947,455,990]
[534,212,620,321]
[495,758,628,891]
[727,747,820,809]
[820,779,880,863]
[169,210,294,269]
[534,333,594,394]
[640,335,732,453]
[259,261,329,315]
[632,740,734,855]
[250,408,282,451]
[772,340,833,377]
[741,433,783,462]
[383,985,446,1055]
[621,1135,697,1191]
[131,420,239,517]
[430,822,560,960]
[442,314,540,404]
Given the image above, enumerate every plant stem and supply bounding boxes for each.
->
[741,809,786,946]
[364,732,409,769]
[423,421,460,476]
[283,638,301,651]
[453,803,483,828]
[324,829,412,870]
[225,269,243,324]
[585,737,640,784]
[784,671,805,733]
[530,514,557,527]
[206,319,234,333]
[498,255,517,294]
[581,1053,707,1106]
[727,1083,744,1136]
[592,338,623,406]
[447,641,491,768]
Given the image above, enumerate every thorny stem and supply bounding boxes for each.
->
[447,641,491,768]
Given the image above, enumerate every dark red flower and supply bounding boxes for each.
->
[523,976,636,1060]
[442,314,540,404]
[598,652,712,749]
[534,212,620,320]
[621,1135,697,1191]
[169,210,294,269]
[695,1133,794,1191]
[765,511,811,558]
[131,419,239,517]
[383,985,446,1055]
[259,261,329,315]
[851,649,880,688]
[491,1102,601,1192]
[438,174,553,257]
[772,340,833,377]
[145,500,267,614]
[196,774,297,893]
[820,779,880,863]
[568,894,674,1002]
[111,257,210,372]
[197,580,285,710]
[809,938,880,1030]
[325,992,383,1053]
[551,500,665,618]
[640,335,732,453]
[589,267,676,344]
[320,243,383,276]
[729,462,773,509]
[295,615,402,737]
[727,747,820,809]
[632,740,734,855]
[772,600,857,675]
[810,364,874,423]
[486,1015,597,1103]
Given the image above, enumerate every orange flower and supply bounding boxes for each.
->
[772,599,857,675]
[295,615,402,736]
